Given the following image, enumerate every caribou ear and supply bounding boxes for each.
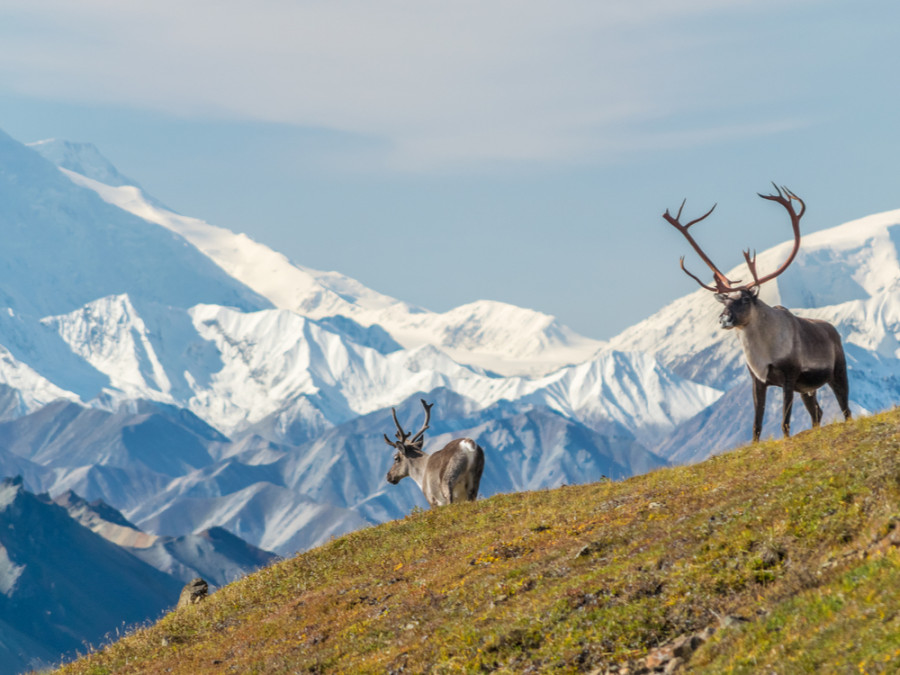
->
[749,286,760,298]
[401,443,421,457]
[714,293,729,304]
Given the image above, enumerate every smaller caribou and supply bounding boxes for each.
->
[384,399,484,507]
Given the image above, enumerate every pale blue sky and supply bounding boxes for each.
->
[1,1,897,339]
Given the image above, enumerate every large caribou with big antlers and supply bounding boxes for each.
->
[663,184,851,442]
[383,399,485,507]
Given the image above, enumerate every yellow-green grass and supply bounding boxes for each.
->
[53,410,900,674]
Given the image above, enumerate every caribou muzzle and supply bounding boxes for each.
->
[718,309,736,329]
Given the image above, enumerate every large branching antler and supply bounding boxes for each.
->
[662,200,736,293]
[663,183,805,293]
[742,184,805,288]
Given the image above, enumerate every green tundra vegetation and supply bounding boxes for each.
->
[54,409,900,674]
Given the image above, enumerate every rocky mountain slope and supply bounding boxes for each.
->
[52,490,277,587]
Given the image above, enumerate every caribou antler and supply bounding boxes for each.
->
[745,184,805,288]
[383,399,434,450]
[662,200,736,293]
[663,183,805,293]
[409,399,433,446]
[384,407,410,448]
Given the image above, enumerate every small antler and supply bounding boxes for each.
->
[409,399,434,447]
[384,407,410,448]
[663,183,805,293]
[384,399,434,450]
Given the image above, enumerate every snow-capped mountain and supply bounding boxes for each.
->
[27,138,143,190]
[42,141,602,377]
[0,129,718,568]
[0,131,268,321]
[0,152,719,444]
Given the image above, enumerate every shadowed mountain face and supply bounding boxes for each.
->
[51,489,277,588]
[0,477,277,674]
[0,400,224,477]
[0,477,183,675]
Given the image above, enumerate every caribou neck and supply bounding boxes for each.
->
[734,298,795,382]
[403,450,431,492]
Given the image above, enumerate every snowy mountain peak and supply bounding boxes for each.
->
[27,138,141,189]
[773,208,900,309]
[42,294,173,401]
[0,133,270,319]
[47,143,603,376]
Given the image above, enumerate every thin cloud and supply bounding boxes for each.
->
[0,0,817,168]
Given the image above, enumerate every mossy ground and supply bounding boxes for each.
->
[52,410,900,674]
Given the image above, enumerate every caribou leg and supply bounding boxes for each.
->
[800,392,823,428]
[751,374,768,442]
[781,384,795,438]
[830,355,852,422]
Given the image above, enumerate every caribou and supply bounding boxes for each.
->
[663,184,851,442]
[383,399,484,507]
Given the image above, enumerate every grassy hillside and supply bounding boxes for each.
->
[54,410,900,674]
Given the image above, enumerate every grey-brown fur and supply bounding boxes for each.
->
[716,289,851,440]
[384,399,485,507]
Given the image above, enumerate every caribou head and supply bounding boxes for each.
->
[663,184,851,441]
[664,184,805,329]
[383,399,433,485]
